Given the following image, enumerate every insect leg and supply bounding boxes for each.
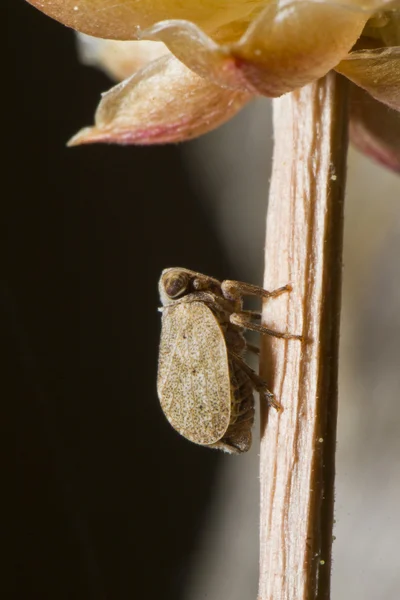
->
[240,310,262,319]
[208,440,244,455]
[246,343,260,355]
[221,280,292,302]
[230,313,303,341]
[229,352,282,411]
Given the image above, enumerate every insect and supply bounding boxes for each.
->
[157,268,302,454]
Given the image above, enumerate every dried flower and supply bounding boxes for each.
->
[27,0,400,169]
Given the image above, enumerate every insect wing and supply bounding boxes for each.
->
[158,302,231,445]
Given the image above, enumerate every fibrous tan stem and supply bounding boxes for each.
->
[259,72,349,600]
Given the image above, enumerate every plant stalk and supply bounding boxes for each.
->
[259,72,349,600]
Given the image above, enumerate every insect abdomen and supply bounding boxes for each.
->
[230,360,255,425]
[215,359,255,453]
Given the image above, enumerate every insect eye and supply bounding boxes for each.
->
[164,273,191,299]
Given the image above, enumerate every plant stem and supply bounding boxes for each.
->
[259,72,349,600]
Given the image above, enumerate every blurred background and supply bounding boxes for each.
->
[9,2,399,599]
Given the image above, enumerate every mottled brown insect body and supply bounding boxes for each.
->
[157,268,301,454]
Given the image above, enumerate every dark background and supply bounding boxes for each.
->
[9,2,233,598]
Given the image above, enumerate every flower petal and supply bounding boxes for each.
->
[141,2,369,96]
[77,34,168,81]
[68,55,252,146]
[336,47,400,111]
[362,7,400,46]
[26,0,263,39]
[349,84,400,172]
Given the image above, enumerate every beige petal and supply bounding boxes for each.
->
[142,2,369,96]
[26,0,263,40]
[68,55,252,146]
[336,47,400,111]
[358,0,400,6]
[76,34,168,81]
[362,8,400,46]
[349,84,400,172]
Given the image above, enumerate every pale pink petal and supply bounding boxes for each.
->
[68,55,252,146]
[141,3,369,96]
[76,34,168,81]
[350,84,400,172]
[336,47,400,111]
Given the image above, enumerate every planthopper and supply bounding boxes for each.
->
[157,268,302,453]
